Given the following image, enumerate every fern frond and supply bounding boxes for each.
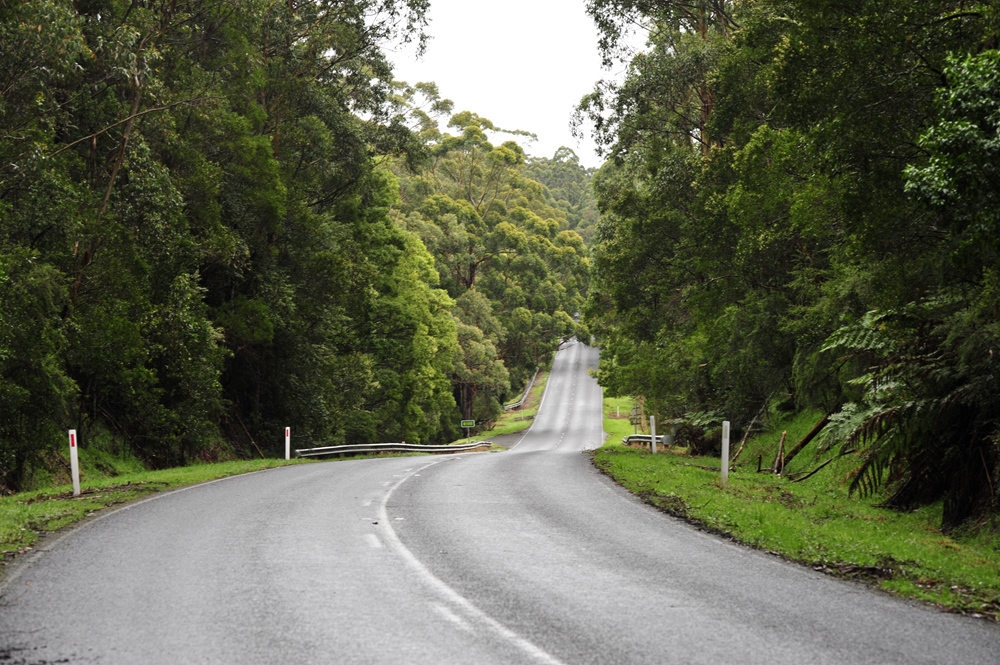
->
[815,402,878,452]
[846,373,875,388]
[843,399,945,497]
[848,448,891,498]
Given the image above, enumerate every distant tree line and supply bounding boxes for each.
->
[579,0,999,529]
[386,85,592,421]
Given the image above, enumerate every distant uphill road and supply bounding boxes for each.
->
[2,339,998,663]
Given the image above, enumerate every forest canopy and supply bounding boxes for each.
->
[5,0,999,533]
[0,0,592,492]
[578,0,1000,529]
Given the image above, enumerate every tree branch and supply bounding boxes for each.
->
[48,96,224,159]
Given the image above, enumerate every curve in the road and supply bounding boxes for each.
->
[1,338,998,665]
[379,460,568,665]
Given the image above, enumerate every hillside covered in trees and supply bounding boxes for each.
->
[579,0,999,530]
[4,0,999,534]
[0,0,591,492]
[386,102,591,422]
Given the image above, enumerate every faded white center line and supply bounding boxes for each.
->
[432,602,473,633]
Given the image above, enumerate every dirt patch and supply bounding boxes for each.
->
[14,481,169,505]
[811,561,899,581]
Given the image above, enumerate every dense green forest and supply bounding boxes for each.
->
[0,0,591,492]
[384,87,592,419]
[579,0,999,529]
[3,0,999,533]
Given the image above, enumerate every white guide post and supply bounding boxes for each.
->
[69,429,80,497]
[721,421,730,487]
[285,427,290,460]
[650,415,657,454]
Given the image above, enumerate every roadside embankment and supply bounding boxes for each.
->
[595,395,1000,621]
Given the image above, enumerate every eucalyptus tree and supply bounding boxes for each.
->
[389,107,589,425]
[578,0,738,157]
[523,148,599,242]
[578,0,743,426]
[0,0,474,486]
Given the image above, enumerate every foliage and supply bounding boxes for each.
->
[523,148,600,242]
[0,248,76,492]
[595,401,1000,618]
[905,49,1000,260]
[0,0,488,488]
[0,0,596,482]
[389,104,591,423]
[580,0,1000,528]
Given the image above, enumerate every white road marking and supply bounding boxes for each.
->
[365,533,383,549]
[432,602,474,633]
[362,499,373,507]
[380,463,569,665]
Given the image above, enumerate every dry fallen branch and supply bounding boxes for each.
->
[789,449,856,483]
[16,481,169,504]
[49,97,223,159]
[771,431,787,474]
[782,414,831,468]
[730,397,770,464]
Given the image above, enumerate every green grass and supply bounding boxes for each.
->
[0,458,311,562]
[595,400,1000,620]
[0,378,552,568]
[604,395,641,444]
[464,368,551,444]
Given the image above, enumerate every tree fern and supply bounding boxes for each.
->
[822,297,998,529]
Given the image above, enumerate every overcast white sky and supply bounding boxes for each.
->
[387,0,621,169]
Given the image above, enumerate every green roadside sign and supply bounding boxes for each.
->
[461,420,475,428]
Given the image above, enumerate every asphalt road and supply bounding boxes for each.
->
[2,339,999,664]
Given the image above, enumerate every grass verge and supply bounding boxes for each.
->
[0,382,548,574]
[464,367,551,444]
[595,397,1000,621]
[0,458,313,567]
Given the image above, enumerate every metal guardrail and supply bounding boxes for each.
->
[622,434,671,447]
[503,366,541,411]
[295,441,493,458]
